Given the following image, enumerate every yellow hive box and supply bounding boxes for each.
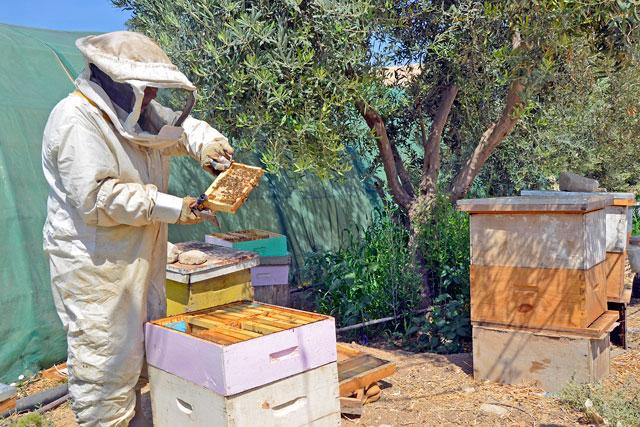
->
[166,242,259,316]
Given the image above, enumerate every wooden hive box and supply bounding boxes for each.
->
[145,301,337,396]
[458,196,609,330]
[148,363,340,427]
[336,344,396,397]
[522,190,636,302]
[203,162,264,213]
[251,255,291,306]
[165,242,259,316]
[472,311,618,392]
[205,229,288,257]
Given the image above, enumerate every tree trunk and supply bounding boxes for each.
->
[355,100,414,210]
[449,80,524,201]
[420,84,459,196]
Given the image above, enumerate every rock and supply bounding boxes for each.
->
[480,403,509,417]
[178,249,208,265]
[167,242,181,264]
[461,385,476,394]
[559,172,599,192]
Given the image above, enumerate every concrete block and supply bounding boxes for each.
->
[559,172,599,192]
[472,324,610,392]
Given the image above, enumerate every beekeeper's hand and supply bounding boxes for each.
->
[176,196,204,225]
[200,139,234,175]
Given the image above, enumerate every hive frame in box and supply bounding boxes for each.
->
[145,301,337,396]
[203,163,264,213]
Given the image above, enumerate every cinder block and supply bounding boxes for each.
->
[472,324,610,392]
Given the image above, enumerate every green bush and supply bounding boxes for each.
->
[394,195,471,353]
[304,209,421,330]
[400,294,470,353]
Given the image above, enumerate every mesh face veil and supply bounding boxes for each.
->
[75,31,197,148]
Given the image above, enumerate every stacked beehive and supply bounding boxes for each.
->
[457,196,620,391]
[206,230,291,306]
[165,242,259,316]
[146,301,340,426]
[522,190,635,303]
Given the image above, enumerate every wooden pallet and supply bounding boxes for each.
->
[471,309,619,339]
[203,163,264,213]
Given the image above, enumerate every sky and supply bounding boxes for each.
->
[0,0,132,32]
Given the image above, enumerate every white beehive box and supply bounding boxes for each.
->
[148,363,341,427]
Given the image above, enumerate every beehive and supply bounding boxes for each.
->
[522,190,635,302]
[148,363,340,427]
[458,196,610,330]
[165,242,259,315]
[145,301,337,396]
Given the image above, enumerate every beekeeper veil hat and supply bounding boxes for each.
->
[75,31,197,147]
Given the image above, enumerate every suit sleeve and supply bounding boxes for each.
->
[56,117,181,226]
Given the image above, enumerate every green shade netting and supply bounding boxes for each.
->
[0,23,380,382]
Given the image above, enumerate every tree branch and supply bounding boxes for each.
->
[449,80,524,201]
[391,143,415,199]
[356,100,413,210]
[420,84,458,196]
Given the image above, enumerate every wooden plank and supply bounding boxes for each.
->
[457,196,611,213]
[606,251,626,301]
[0,398,16,412]
[191,329,241,345]
[340,397,363,416]
[188,317,264,339]
[470,262,607,329]
[339,364,396,397]
[472,310,619,339]
[336,344,396,397]
[469,210,605,269]
[240,320,284,335]
[253,283,290,306]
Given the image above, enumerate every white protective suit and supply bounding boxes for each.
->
[42,32,230,426]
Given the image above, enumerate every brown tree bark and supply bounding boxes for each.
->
[356,100,414,210]
[419,84,459,196]
[449,80,524,201]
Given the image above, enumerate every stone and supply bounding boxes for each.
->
[178,249,208,265]
[480,403,509,417]
[167,242,181,264]
[559,172,599,192]
[461,385,476,394]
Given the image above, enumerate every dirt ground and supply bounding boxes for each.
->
[6,294,640,426]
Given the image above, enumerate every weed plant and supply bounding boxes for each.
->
[304,208,421,332]
[559,379,640,426]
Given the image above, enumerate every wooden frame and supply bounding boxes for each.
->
[203,163,264,213]
[337,343,396,397]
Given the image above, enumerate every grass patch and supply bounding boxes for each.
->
[8,413,53,427]
[558,379,640,426]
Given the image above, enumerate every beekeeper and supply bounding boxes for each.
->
[41,31,233,426]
